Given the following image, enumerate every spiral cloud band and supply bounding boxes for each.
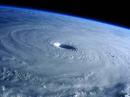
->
[0,6,130,97]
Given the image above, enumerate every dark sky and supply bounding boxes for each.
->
[0,0,129,28]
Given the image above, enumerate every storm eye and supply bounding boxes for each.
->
[53,42,77,51]
[60,44,77,51]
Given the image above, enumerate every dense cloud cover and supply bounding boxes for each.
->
[0,6,130,97]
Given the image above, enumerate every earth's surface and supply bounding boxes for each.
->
[0,6,130,97]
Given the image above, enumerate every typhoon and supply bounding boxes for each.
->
[0,6,130,97]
